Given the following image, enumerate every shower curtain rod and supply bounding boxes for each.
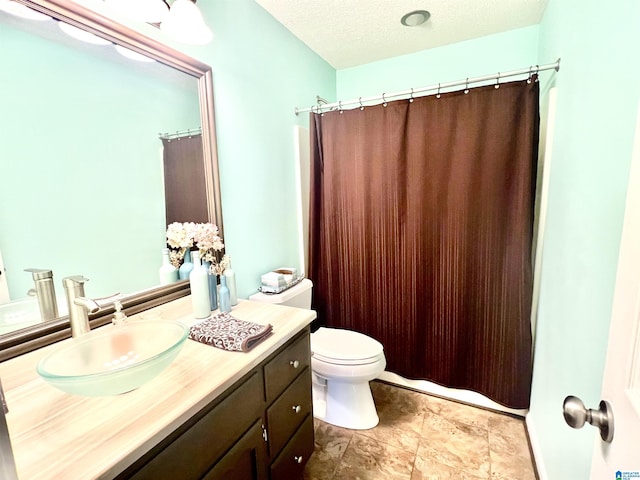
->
[158,127,202,140]
[295,58,560,115]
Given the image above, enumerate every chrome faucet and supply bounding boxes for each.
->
[62,276,120,337]
[25,268,59,321]
[63,275,92,337]
[0,377,19,480]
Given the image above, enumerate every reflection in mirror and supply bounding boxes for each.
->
[0,0,221,359]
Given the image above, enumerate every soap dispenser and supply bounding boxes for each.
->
[112,301,127,326]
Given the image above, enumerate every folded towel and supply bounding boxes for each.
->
[189,312,273,352]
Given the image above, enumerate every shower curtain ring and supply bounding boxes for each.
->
[534,65,540,81]
[382,93,387,107]
[495,72,501,89]
[464,78,470,94]
[527,66,534,84]
[338,100,343,114]
[409,88,414,103]
[359,97,364,111]
[436,83,441,99]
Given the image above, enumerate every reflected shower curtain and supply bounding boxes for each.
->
[308,78,539,408]
[161,134,208,225]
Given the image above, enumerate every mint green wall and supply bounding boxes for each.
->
[337,26,540,100]
[196,0,336,298]
[529,0,640,477]
[0,0,335,305]
[0,20,199,300]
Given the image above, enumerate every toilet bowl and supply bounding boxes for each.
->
[311,327,386,430]
[249,279,386,430]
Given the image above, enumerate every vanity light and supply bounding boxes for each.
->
[103,0,169,24]
[160,0,213,45]
[114,44,156,63]
[0,0,50,21]
[58,21,111,45]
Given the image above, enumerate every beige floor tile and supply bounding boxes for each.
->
[411,454,487,480]
[359,385,426,453]
[304,383,536,480]
[419,411,490,478]
[304,420,355,480]
[488,430,536,480]
[487,412,526,441]
[332,433,415,480]
[423,394,490,430]
[358,408,424,454]
[371,381,431,414]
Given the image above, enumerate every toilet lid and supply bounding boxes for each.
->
[311,327,384,363]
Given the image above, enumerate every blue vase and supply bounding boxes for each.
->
[203,261,218,309]
[179,249,194,280]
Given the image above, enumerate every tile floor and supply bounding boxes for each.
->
[303,381,537,480]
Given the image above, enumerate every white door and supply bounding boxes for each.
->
[589,102,640,478]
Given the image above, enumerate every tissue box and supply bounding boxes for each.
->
[261,268,297,287]
[261,272,286,287]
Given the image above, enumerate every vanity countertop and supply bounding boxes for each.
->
[0,297,316,480]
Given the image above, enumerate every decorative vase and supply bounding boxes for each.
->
[179,248,194,280]
[203,261,218,310]
[159,248,178,285]
[189,251,211,319]
[224,257,238,306]
[219,275,231,313]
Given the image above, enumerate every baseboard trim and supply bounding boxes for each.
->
[525,411,548,480]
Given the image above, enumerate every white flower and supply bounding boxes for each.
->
[165,222,229,273]
[166,222,194,249]
[194,222,224,252]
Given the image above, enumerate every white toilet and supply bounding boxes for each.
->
[249,278,386,430]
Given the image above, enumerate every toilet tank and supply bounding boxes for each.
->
[249,279,313,309]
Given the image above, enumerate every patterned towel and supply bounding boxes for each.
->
[189,312,273,352]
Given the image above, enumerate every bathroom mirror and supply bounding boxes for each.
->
[0,0,222,360]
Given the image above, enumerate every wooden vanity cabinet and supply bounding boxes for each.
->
[117,327,314,480]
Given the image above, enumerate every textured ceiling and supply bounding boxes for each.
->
[255,0,548,69]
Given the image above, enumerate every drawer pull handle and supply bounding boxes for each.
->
[294,455,303,464]
[292,404,302,413]
[290,360,300,368]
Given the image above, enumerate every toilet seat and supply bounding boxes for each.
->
[312,351,384,365]
[311,327,384,365]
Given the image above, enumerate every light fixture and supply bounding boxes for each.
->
[400,10,431,27]
[58,21,112,45]
[0,0,50,21]
[103,0,169,24]
[114,44,156,63]
[160,0,212,45]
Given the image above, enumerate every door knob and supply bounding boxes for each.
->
[563,395,614,443]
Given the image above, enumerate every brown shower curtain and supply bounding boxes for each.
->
[162,134,209,225]
[308,78,539,409]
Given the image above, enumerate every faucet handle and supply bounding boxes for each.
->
[73,293,122,315]
[25,268,53,280]
[63,275,89,286]
[93,292,123,308]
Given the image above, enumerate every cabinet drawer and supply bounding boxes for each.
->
[266,367,312,457]
[270,414,315,480]
[264,332,310,403]
[129,369,264,480]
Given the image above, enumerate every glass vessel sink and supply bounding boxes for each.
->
[0,298,41,335]
[0,296,69,335]
[36,320,189,396]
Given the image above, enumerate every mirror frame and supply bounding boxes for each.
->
[0,0,222,361]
